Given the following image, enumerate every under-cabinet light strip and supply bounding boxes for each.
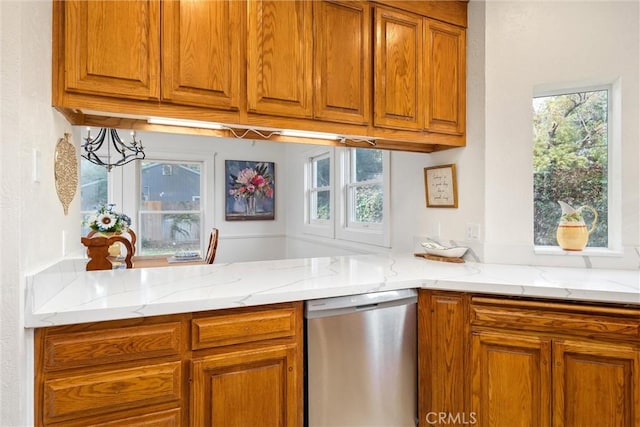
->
[147,117,225,130]
[279,129,340,140]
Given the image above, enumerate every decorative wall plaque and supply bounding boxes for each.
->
[424,164,458,208]
[54,133,78,215]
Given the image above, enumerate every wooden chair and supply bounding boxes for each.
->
[204,228,219,264]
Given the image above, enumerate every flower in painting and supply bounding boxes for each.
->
[228,163,274,200]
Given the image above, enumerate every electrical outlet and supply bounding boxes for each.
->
[466,223,480,241]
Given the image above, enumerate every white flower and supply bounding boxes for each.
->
[96,213,117,231]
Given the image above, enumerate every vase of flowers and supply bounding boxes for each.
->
[228,163,274,216]
[84,204,132,256]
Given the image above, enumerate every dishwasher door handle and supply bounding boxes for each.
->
[305,289,417,319]
[355,303,379,311]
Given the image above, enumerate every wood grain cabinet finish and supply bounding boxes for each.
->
[161,0,241,110]
[313,0,371,125]
[63,0,160,100]
[553,340,639,427]
[247,0,313,118]
[190,302,304,427]
[418,291,469,425]
[471,331,552,427]
[374,6,424,130]
[191,344,300,427]
[35,315,188,426]
[419,290,640,427]
[424,19,466,135]
[53,0,468,151]
[469,297,640,427]
[34,303,303,427]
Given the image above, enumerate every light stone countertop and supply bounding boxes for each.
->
[25,253,640,328]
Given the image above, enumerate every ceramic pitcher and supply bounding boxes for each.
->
[556,201,598,251]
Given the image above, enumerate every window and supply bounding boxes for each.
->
[303,147,390,247]
[533,86,611,249]
[307,152,331,223]
[344,148,384,228]
[80,158,108,235]
[138,161,203,255]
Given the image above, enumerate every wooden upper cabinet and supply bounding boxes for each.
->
[63,0,160,100]
[374,7,423,130]
[313,1,371,125]
[161,0,241,110]
[424,19,466,135]
[247,0,313,118]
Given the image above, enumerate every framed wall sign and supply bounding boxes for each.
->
[424,164,458,208]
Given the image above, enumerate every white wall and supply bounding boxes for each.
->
[1,2,75,426]
[484,0,639,268]
[429,0,639,269]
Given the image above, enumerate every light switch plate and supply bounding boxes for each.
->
[33,149,41,183]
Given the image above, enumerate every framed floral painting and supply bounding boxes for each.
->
[225,160,275,221]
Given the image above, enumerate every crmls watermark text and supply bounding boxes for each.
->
[426,412,478,425]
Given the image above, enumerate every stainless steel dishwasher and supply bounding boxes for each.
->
[305,289,418,427]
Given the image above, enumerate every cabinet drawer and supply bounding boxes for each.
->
[43,322,183,370]
[471,297,640,342]
[192,306,298,350]
[43,361,182,423]
[58,408,182,427]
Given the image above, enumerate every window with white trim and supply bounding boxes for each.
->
[303,147,390,247]
[80,150,214,257]
[344,148,384,230]
[308,152,331,224]
[533,83,621,252]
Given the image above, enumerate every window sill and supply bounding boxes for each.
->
[534,246,624,257]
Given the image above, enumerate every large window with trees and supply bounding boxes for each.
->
[533,87,609,248]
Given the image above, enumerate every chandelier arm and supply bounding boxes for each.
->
[82,128,146,172]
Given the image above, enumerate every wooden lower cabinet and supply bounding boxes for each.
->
[191,344,300,427]
[418,290,469,424]
[34,302,303,427]
[471,331,551,427]
[553,340,640,427]
[419,290,640,427]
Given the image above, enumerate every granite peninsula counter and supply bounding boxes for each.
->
[25,253,640,328]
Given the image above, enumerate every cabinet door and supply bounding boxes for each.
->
[424,19,466,135]
[247,0,312,118]
[419,291,469,426]
[64,0,160,100]
[374,7,423,130]
[471,331,551,427]
[313,1,371,125]
[191,344,301,427]
[161,0,240,110]
[553,340,640,427]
